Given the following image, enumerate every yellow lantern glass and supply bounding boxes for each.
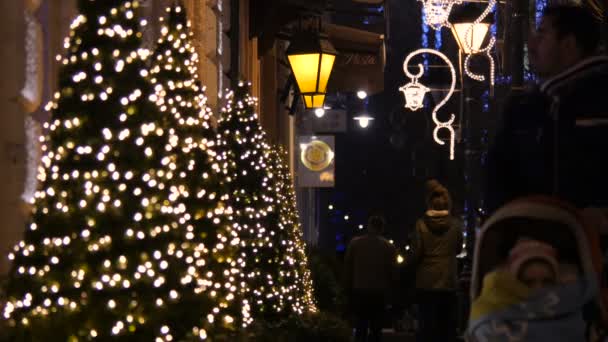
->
[287,30,337,109]
[303,94,326,109]
[451,23,490,54]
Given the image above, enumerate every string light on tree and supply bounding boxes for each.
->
[216,82,316,322]
[3,1,244,340]
[401,48,457,160]
[148,1,249,336]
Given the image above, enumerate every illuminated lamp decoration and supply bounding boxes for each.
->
[401,48,457,160]
[451,0,496,90]
[300,139,335,171]
[399,81,430,111]
[286,25,337,109]
[419,0,463,30]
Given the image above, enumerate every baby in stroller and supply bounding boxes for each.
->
[467,197,607,342]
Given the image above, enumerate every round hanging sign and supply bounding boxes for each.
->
[301,140,334,172]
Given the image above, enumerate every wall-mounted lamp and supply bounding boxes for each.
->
[286,22,337,109]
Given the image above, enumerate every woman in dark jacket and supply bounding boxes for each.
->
[409,179,463,342]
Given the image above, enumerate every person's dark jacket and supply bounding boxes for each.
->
[344,233,397,292]
[408,210,463,290]
[486,56,608,212]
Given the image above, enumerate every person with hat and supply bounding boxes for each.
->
[508,238,559,291]
[407,179,463,342]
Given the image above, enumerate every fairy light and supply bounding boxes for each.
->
[2,0,251,339]
[460,0,496,91]
[217,82,316,320]
[401,49,457,160]
[419,0,463,30]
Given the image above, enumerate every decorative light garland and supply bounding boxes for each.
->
[460,0,496,91]
[419,0,463,30]
[401,49,456,160]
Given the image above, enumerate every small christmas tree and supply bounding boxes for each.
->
[216,82,315,321]
[148,1,249,336]
[268,146,316,314]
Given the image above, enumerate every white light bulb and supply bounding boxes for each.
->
[357,90,367,99]
[314,108,325,118]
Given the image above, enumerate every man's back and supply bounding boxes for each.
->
[486,56,608,212]
[346,234,396,292]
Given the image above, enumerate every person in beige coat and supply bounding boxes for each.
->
[407,179,463,342]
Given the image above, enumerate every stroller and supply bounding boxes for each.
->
[467,196,608,341]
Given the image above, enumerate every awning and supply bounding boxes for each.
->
[325,23,385,95]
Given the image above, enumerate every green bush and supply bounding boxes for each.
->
[247,311,351,342]
[307,247,348,316]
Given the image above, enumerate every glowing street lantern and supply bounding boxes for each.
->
[287,30,337,109]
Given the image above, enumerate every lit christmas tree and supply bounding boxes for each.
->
[147,1,250,336]
[268,146,316,314]
[216,83,315,321]
[2,1,231,340]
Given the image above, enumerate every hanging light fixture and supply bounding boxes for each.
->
[287,18,337,109]
[354,114,374,128]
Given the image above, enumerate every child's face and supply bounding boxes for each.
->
[518,260,556,290]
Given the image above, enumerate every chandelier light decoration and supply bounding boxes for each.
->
[400,48,457,160]
[419,0,463,30]
[461,0,496,90]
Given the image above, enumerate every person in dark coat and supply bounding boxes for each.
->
[344,215,397,342]
[486,5,608,213]
[407,179,463,342]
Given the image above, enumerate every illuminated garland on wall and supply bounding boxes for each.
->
[400,49,456,160]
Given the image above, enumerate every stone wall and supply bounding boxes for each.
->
[0,0,26,276]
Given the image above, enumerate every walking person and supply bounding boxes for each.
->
[407,179,463,342]
[486,5,608,213]
[344,215,397,342]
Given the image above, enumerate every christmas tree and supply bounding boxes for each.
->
[147,1,250,336]
[2,1,232,340]
[216,83,315,321]
[267,146,316,314]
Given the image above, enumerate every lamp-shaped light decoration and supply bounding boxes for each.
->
[400,80,430,111]
[450,1,496,90]
[419,0,463,30]
[401,48,457,160]
[451,22,489,54]
[354,114,374,128]
[287,28,337,109]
